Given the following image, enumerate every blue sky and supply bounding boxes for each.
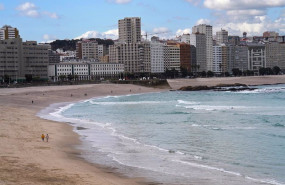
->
[0,0,285,42]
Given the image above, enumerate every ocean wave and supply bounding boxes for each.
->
[236,87,285,94]
[177,100,199,105]
[273,123,284,127]
[184,105,245,111]
[173,159,242,176]
[88,100,162,105]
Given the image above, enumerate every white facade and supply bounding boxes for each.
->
[216,29,228,45]
[98,44,107,58]
[181,34,190,44]
[90,63,124,77]
[150,42,165,73]
[0,26,19,40]
[213,46,222,73]
[48,62,124,81]
[248,45,266,75]
[192,24,213,71]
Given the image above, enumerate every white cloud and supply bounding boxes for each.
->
[176,28,191,35]
[152,27,169,33]
[0,3,4,10]
[226,9,266,16]
[184,0,201,6]
[42,34,57,43]
[43,12,59,19]
[204,0,285,10]
[196,18,210,25]
[107,0,132,4]
[16,2,39,17]
[75,29,119,40]
[16,2,59,19]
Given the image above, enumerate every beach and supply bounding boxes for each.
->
[0,84,163,185]
[1,76,285,185]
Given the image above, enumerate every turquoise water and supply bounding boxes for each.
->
[49,84,285,185]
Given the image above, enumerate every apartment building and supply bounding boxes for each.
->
[150,41,165,73]
[164,43,180,72]
[118,17,141,43]
[190,33,207,72]
[109,42,150,73]
[233,45,249,71]
[0,25,20,40]
[216,29,228,45]
[76,40,98,60]
[192,24,213,71]
[248,44,266,75]
[0,38,49,81]
[265,42,285,70]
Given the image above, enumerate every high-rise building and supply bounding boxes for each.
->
[150,41,165,73]
[118,17,141,43]
[164,43,180,72]
[248,44,266,75]
[181,34,190,44]
[109,42,150,73]
[216,29,228,45]
[233,45,248,72]
[265,42,285,70]
[0,25,20,40]
[192,24,213,71]
[0,38,49,81]
[190,33,207,72]
[76,40,98,60]
[228,36,240,46]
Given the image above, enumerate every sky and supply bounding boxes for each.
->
[0,0,285,43]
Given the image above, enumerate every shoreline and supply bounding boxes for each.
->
[0,84,166,185]
[1,76,285,185]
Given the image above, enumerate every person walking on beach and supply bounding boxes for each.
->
[46,134,49,142]
[41,134,45,141]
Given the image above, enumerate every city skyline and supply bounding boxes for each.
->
[0,0,285,43]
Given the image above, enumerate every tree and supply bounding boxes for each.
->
[180,67,188,77]
[67,74,74,81]
[25,74,33,83]
[259,67,266,75]
[59,75,66,81]
[201,71,206,77]
[232,68,242,76]
[207,70,214,77]
[4,74,10,83]
[272,66,281,75]
[265,67,273,75]
[224,72,230,77]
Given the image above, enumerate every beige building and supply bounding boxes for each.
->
[164,43,180,72]
[216,29,228,45]
[0,25,20,40]
[109,42,150,73]
[118,17,141,43]
[265,42,285,70]
[76,40,98,60]
[192,24,213,71]
[0,38,49,82]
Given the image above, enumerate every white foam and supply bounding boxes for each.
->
[173,159,242,176]
[177,100,199,105]
[89,101,161,105]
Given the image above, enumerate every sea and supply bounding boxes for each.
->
[39,84,285,185]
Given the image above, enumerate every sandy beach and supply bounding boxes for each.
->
[0,84,164,185]
[1,76,285,185]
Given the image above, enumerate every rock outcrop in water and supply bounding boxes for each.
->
[179,83,257,92]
